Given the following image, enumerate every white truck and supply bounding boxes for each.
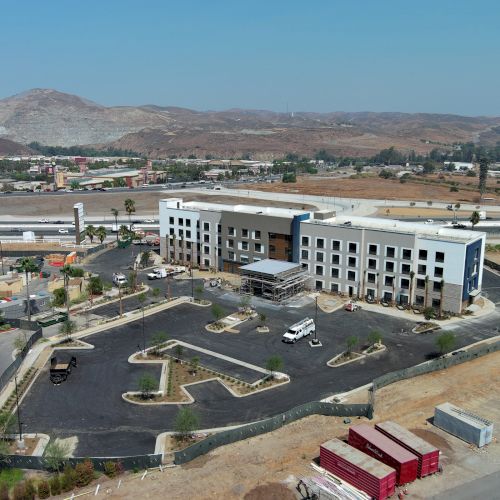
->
[282,318,315,343]
[112,273,127,287]
[147,268,171,280]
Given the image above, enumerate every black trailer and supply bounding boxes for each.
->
[50,356,77,384]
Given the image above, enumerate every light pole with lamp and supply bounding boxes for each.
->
[14,375,24,449]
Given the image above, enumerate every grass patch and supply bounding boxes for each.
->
[0,468,24,489]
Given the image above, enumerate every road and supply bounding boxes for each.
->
[434,470,500,500]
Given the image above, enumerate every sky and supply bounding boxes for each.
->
[0,0,499,115]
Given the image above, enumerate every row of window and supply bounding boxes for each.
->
[300,237,445,263]
[227,227,261,239]
[226,240,263,252]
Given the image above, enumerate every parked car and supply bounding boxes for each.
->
[282,318,315,343]
[113,273,128,287]
[425,219,434,224]
[38,218,49,223]
[344,301,361,312]
[142,219,155,223]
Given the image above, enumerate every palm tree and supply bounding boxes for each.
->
[119,225,130,241]
[409,271,415,307]
[96,226,107,244]
[470,211,480,230]
[19,257,38,322]
[110,208,119,242]
[424,275,429,309]
[124,199,136,228]
[85,224,96,243]
[60,264,73,319]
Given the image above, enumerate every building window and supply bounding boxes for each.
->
[217,224,221,233]
[368,258,377,270]
[242,228,249,238]
[316,238,325,249]
[368,244,378,255]
[301,263,309,271]
[255,230,261,239]
[401,278,410,289]
[434,266,443,278]
[348,256,357,267]
[179,229,184,237]
[203,222,210,231]
[401,263,411,275]
[402,249,412,260]
[415,295,424,306]
[169,216,174,225]
[386,246,395,258]
[186,219,191,227]
[332,240,340,251]
[419,249,427,260]
[241,241,249,251]
[186,230,191,239]
[348,242,357,253]
[433,281,442,292]
[228,227,235,236]
[269,233,276,239]
[331,268,340,278]
[186,241,191,249]
[178,218,184,226]
[331,283,339,292]
[347,270,356,281]
[315,281,323,291]
[169,228,174,236]
[367,273,376,283]
[315,265,324,276]
[204,258,210,267]
[416,278,425,289]
[436,251,445,263]
[301,236,309,246]
[240,255,249,264]
[432,298,441,308]
[385,275,394,286]
[255,243,262,253]
[331,254,340,265]
[227,239,234,248]
[203,245,210,255]
[385,261,394,272]
[418,264,426,275]
[316,251,324,262]
[228,251,235,260]
[301,249,309,259]
[203,234,210,243]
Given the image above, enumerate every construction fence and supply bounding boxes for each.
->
[174,402,371,465]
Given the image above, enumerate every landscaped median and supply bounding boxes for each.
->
[327,342,386,368]
[123,341,289,405]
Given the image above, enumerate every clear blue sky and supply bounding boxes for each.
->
[1,0,499,115]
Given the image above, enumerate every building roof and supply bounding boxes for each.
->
[240,259,300,276]
[303,215,484,244]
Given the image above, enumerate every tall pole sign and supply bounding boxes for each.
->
[74,203,86,245]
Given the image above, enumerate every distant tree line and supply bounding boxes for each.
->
[28,142,143,158]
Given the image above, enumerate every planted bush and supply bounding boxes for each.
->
[74,460,94,487]
[12,482,26,500]
[103,460,124,478]
[37,480,50,499]
[49,475,61,496]
[60,465,76,493]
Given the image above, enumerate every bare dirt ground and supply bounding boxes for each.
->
[238,174,499,204]
[71,350,500,500]
[0,191,314,217]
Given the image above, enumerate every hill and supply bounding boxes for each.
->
[1,89,499,158]
[0,137,35,155]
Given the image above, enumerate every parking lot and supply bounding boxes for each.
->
[18,263,500,456]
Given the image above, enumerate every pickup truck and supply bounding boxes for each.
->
[282,318,315,343]
[147,268,174,280]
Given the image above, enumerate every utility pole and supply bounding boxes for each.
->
[191,267,194,301]
[312,296,320,346]
[14,376,24,449]
[0,240,4,275]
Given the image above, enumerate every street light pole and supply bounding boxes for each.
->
[14,375,24,448]
[0,240,4,275]
[312,296,320,345]
[191,267,194,301]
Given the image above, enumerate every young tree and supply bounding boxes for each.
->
[211,303,225,324]
[266,355,284,378]
[150,331,168,355]
[423,307,435,320]
[127,270,137,292]
[140,250,151,269]
[19,257,38,322]
[367,330,382,346]
[52,287,66,307]
[259,313,267,327]
[239,294,251,310]
[174,407,200,441]
[86,276,103,306]
[194,284,204,302]
[346,335,358,354]
[96,225,107,244]
[470,211,480,230]
[174,344,184,359]
[59,320,77,340]
[436,332,456,355]
[151,287,161,302]
[190,356,200,374]
[43,439,71,472]
[137,373,157,399]
[85,224,96,243]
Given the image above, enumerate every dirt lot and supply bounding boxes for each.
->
[238,174,499,204]
[0,191,315,217]
[374,206,467,218]
[76,350,500,500]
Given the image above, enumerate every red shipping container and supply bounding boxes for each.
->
[349,424,418,485]
[375,421,440,478]
[320,438,396,500]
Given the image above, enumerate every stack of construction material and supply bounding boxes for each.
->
[320,438,396,500]
[375,421,440,477]
[434,402,493,447]
[348,424,418,485]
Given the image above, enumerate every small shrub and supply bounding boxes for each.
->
[103,460,123,478]
[24,479,36,499]
[60,465,76,493]
[74,460,94,487]
[37,480,50,499]
[12,482,26,500]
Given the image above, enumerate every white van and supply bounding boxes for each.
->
[113,273,127,287]
[282,318,315,343]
